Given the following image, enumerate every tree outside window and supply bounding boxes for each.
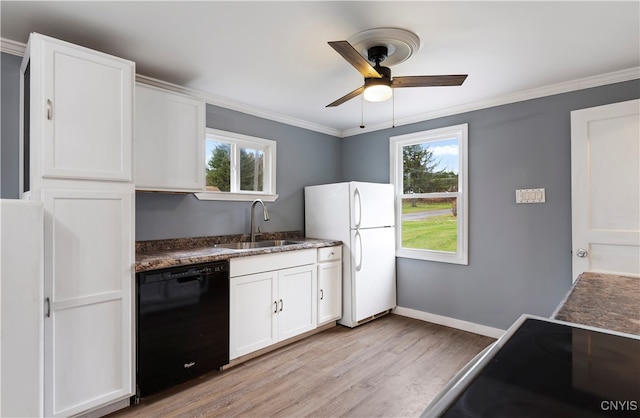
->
[198,129,276,201]
[206,142,264,192]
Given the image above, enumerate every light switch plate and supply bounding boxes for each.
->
[516,188,545,204]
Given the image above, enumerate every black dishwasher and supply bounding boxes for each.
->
[136,260,229,399]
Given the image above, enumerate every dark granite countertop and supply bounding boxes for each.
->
[135,231,341,272]
[552,272,640,336]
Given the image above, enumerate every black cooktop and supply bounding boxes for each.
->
[426,316,640,417]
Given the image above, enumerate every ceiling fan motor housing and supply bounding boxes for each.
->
[367,45,389,64]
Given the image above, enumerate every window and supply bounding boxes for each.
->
[390,124,468,264]
[195,128,277,201]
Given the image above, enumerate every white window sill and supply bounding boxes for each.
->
[194,192,279,202]
[396,248,468,265]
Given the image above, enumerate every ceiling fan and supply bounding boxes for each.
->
[326,31,468,107]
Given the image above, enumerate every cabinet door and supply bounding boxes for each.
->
[42,189,134,417]
[39,36,133,181]
[230,271,278,359]
[318,260,342,325]
[134,84,205,191]
[278,265,317,341]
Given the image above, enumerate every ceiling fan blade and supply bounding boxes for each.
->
[392,74,468,88]
[326,86,365,107]
[328,41,382,79]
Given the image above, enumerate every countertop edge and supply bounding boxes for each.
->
[135,238,342,273]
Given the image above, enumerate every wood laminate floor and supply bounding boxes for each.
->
[110,314,495,418]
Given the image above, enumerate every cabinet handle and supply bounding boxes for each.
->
[320,289,324,300]
[274,301,278,314]
[46,99,53,120]
[279,299,283,312]
[45,297,51,318]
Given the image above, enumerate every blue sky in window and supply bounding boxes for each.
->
[205,139,216,164]
[424,138,459,174]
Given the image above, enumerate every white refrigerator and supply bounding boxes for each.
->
[305,182,396,328]
[0,199,44,417]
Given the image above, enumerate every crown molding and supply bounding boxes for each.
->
[135,74,341,137]
[1,37,26,56]
[341,67,640,137]
[4,36,637,139]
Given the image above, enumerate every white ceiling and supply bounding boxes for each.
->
[1,1,639,137]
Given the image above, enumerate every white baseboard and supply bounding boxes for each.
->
[393,306,505,339]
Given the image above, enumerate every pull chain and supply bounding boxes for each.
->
[360,94,365,129]
[392,90,396,128]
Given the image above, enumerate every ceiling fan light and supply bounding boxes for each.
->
[363,83,393,102]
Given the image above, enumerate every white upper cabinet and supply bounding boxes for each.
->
[26,33,134,183]
[134,83,205,192]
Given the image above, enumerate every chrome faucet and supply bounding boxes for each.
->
[250,199,270,242]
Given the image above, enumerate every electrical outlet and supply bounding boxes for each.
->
[516,188,545,204]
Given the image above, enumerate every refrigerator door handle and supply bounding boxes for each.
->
[353,186,362,229]
[355,230,363,271]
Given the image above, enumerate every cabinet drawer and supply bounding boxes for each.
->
[230,249,316,277]
[318,246,341,262]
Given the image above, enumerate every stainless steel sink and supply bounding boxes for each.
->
[214,240,303,250]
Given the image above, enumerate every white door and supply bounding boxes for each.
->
[318,260,342,325]
[350,182,395,228]
[351,227,397,321]
[278,265,317,340]
[229,271,278,359]
[40,35,133,181]
[571,99,640,280]
[134,84,205,192]
[42,189,134,417]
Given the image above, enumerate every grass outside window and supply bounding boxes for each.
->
[401,200,458,252]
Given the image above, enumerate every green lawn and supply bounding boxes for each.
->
[401,201,451,214]
[401,201,457,252]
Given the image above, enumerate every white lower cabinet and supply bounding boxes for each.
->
[42,188,134,417]
[229,250,317,360]
[317,246,342,325]
[277,265,317,340]
[230,270,278,358]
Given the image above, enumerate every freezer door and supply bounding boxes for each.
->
[350,227,397,322]
[304,182,351,240]
[350,182,395,229]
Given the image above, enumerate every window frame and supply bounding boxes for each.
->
[390,123,468,264]
[195,128,278,202]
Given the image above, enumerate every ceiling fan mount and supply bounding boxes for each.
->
[367,45,389,66]
[326,27,468,107]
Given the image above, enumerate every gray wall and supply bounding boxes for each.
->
[1,53,22,199]
[135,105,342,240]
[340,80,640,330]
